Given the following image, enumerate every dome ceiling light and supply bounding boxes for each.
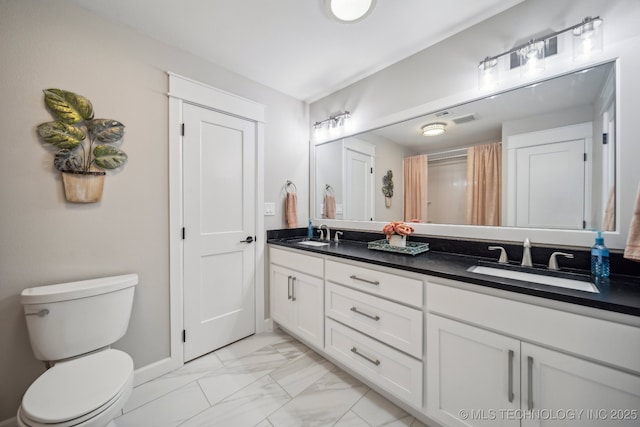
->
[328,0,376,23]
[422,123,447,137]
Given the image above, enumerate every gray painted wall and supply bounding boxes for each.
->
[0,0,308,421]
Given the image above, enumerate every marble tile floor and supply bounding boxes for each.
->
[114,329,431,427]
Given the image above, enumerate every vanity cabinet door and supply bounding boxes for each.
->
[290,271,324,348]
[270,264,294,327]
[270,263,324,349]
[521,343,640,427]
[427,314,520,427]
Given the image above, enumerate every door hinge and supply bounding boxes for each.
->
[583,220,586,229]
[182,227,185,240]
[603,133,608,145]
[182,329,186,342]
[370,167,373,174]
[583,153,587,162]
[181,123,185,136]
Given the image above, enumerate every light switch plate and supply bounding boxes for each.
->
[264,202,275,216]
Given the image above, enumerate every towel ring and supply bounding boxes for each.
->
[324,184,335,196]
[285,180,297,193]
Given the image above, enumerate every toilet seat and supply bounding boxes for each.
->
[19,349,133,427]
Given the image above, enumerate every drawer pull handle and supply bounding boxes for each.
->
[507,349,514,403]
[527,356,534,410]
[350,306,380,321]
[349,275,380,286]
[351,347,380,366]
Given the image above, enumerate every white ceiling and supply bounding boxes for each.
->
[68,0,524,102]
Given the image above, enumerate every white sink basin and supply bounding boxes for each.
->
[297,240,330,247]
[467,265,599,293]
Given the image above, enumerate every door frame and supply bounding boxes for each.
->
[162,73,265,378]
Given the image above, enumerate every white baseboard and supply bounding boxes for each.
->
[0,416,16,427]
[133,356,181,387]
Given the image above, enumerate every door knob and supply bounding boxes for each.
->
[240,236,254,243]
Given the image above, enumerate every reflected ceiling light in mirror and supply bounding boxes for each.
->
[421,123,447,136]
[477,16,602,89]
[573,17,603,61]
[314,111,351,139]
[328,0,376,23]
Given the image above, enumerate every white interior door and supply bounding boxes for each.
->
[515,139,585,229]
[183,103,256,362]
[344,149,373,221]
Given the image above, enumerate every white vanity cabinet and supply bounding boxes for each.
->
[270,248,324,349]
[427,281,640,427]
[324,259,424,408]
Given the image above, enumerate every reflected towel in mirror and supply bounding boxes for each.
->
[624,185,640,262]
[323,194,336,219]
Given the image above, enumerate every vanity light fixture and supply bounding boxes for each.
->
[313,111,352,138]
[327,0,376,23]
[478,16,603,89]
[421,123,447,137]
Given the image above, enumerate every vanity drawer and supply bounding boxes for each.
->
[325,283,422,358]
[325,318,422,407]
[326,260,422,308]
[270,247,323,277]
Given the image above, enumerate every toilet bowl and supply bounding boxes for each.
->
[17,349,133,427]
[18,274,138,427]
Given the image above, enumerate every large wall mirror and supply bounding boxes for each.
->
[314,61,616,235]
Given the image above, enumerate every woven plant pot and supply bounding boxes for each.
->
[61,170,105,203]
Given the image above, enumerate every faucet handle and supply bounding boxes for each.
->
[317,229,324,240]
[488,246,509,264]
[334,231,343,243]
[548,252,574,270]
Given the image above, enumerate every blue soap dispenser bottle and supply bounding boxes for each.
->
[591,230,610,278]
[307,219,314,239]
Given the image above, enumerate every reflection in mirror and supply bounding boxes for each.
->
[314,61,616,231]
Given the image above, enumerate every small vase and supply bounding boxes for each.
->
[385,197,392,208]
[61,170,105,203]
[388,234,406,247]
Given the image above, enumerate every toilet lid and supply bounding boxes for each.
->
[22,349,133,424]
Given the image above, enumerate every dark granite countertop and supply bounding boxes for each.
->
[268,237,640,317]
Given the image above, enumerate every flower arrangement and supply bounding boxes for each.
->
[382,221,414,239]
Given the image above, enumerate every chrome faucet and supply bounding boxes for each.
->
[319,224,331,242]
[521,238,533,267]
[548,252,574,270]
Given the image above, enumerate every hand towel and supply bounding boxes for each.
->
[285,192,298,228]
[624,185,640,262]
[323,194,336,219]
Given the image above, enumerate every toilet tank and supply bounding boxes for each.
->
[21,274,138,362]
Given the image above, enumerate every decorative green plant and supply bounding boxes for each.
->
[382,169,394,198]
[37,89,127,173]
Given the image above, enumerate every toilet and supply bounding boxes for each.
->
[17,274,138,427]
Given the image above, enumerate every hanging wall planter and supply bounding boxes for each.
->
[37,89,128,203]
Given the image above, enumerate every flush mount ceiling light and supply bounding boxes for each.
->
[422,123,447,137]
[327,0,376,23]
